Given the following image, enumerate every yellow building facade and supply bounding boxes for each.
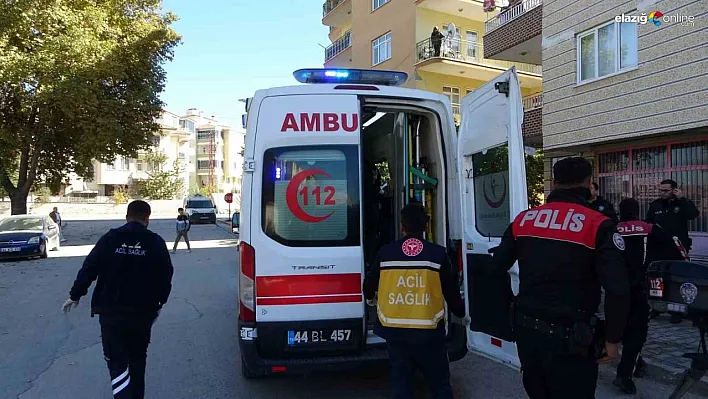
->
[322,0,543,124]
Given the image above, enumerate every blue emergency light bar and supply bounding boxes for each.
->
[293,68,408,87]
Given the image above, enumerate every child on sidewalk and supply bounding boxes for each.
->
[173,208,191,253]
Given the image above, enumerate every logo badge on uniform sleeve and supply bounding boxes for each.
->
[598,205,605,212]
[680,282,698,305]
[674,206,681,213]
[402,238,424,257]
[612,233,625,251]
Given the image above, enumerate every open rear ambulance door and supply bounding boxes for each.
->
[457,67,528,369]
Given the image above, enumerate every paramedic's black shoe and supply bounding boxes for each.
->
[613,376,637,394]
[633,357,647,378]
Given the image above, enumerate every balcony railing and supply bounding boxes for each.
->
[323,0,346,18]
[325,30,352,62]
[415,37,542,75]
[523,93,543,110]
[485,0,542,34]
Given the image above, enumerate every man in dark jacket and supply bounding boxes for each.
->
[645,179,699,251]
[590,182,618,223]
[490,157,629,399]
[614,198,689,394]
[62,200,174,399]
[431,26,444,57]
[364,203,466,399]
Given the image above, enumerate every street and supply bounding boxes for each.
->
[0,218,704,399]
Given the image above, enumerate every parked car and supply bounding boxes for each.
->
[231,212,240,235]
[0,215,60,259]
[183,195,217,224]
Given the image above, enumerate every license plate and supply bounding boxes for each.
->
[287,329,352,346]
[0,247,21,253]
[668,303,687,313]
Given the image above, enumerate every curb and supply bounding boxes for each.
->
[639,359,708,394]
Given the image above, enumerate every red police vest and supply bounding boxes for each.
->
[511,202,609,248]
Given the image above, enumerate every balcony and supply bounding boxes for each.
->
[522,92,543,147]
[324,30,352,63]
[322,0,351,28]
[415,37,542,88]
[483,0,542,64]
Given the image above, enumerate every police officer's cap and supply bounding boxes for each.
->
[553,157,592,185]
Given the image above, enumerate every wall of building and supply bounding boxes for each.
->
[349,0,416,87]
[415,7,487,44]
[542,0,708,150]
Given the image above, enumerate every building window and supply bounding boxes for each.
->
[443,86,461,116]
[179,119,195,133]
[596,140,708,233]
[372,0,389,11]
[136,160,143,171]
[152,136,161,147]
[372,32,392,66]
[119,157,129,170]
[106,162,115,171]
[577,20,638,84]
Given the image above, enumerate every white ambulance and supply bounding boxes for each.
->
[237,67,528,378]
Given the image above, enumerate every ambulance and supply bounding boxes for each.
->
[237,67,528,378]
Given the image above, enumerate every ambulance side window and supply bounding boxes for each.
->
[471,144,511,237]
[261,145,361,247]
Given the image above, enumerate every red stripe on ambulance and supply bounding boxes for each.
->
[256,273,362,305]
[280,113,359,132]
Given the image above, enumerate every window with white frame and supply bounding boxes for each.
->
[372,0,389,11]
[577,20,638,84]
[372,32,392,66]
[443,86,461,115]
[119,157,129,170]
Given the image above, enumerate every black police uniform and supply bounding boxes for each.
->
[589,195,618,223]
[615,219,688,383]
[491,188,630,399]
[645,196,699,251]
[69,221,174,399]
[363,235,465,399]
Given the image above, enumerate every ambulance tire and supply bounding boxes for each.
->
[241,358,259,379]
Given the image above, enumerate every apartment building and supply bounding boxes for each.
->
[322,0,544,144]
[66,109,244,198]
[483,0,707,256]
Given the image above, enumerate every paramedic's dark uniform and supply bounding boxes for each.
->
[645,196,700,251]
[615,219,688,380]
[364,235,465,399]
[491,188,630,399]
[69,221,174,399]
[590,195,618,223]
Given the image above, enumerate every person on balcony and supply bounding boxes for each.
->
[431,27,444,57]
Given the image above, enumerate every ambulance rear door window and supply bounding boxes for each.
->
[261,145,360,247]
[471,144,511,237]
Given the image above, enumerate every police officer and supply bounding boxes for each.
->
[613,197,689,394]
[62,200,174,399]
[645,179,699,251]
[589,182,618,223]
[363,203,466,399]
[490,157,630,399]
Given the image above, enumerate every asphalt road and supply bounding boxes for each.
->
[0,218,704,399]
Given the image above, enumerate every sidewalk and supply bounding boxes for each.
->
[643,314,703,375]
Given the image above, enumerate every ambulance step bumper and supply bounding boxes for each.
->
[240,344,389,377]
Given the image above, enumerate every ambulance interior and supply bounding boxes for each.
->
[360,106,447,327]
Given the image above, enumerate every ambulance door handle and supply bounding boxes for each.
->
[487,246,499,254]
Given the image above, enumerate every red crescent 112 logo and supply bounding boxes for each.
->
[483,175,507,209]
[402,238,424,257]
[285,169,335,223]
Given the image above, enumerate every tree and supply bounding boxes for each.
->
[0,0,181,214]
[133,150,184,200]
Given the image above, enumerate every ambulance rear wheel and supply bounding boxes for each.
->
[241,358,258,379]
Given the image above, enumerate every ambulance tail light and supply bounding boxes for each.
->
[239,241,256,322]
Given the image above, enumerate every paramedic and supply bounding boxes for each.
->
[62,200,174,399]
[589,182,618,223]
[613,197,689,394]
[490,157,630,399]
[363,203,466,399]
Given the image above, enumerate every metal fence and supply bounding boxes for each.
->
[522,93,543,110]
[325,30,352,62]
[485,0,543,34]
[415,37,542,75]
